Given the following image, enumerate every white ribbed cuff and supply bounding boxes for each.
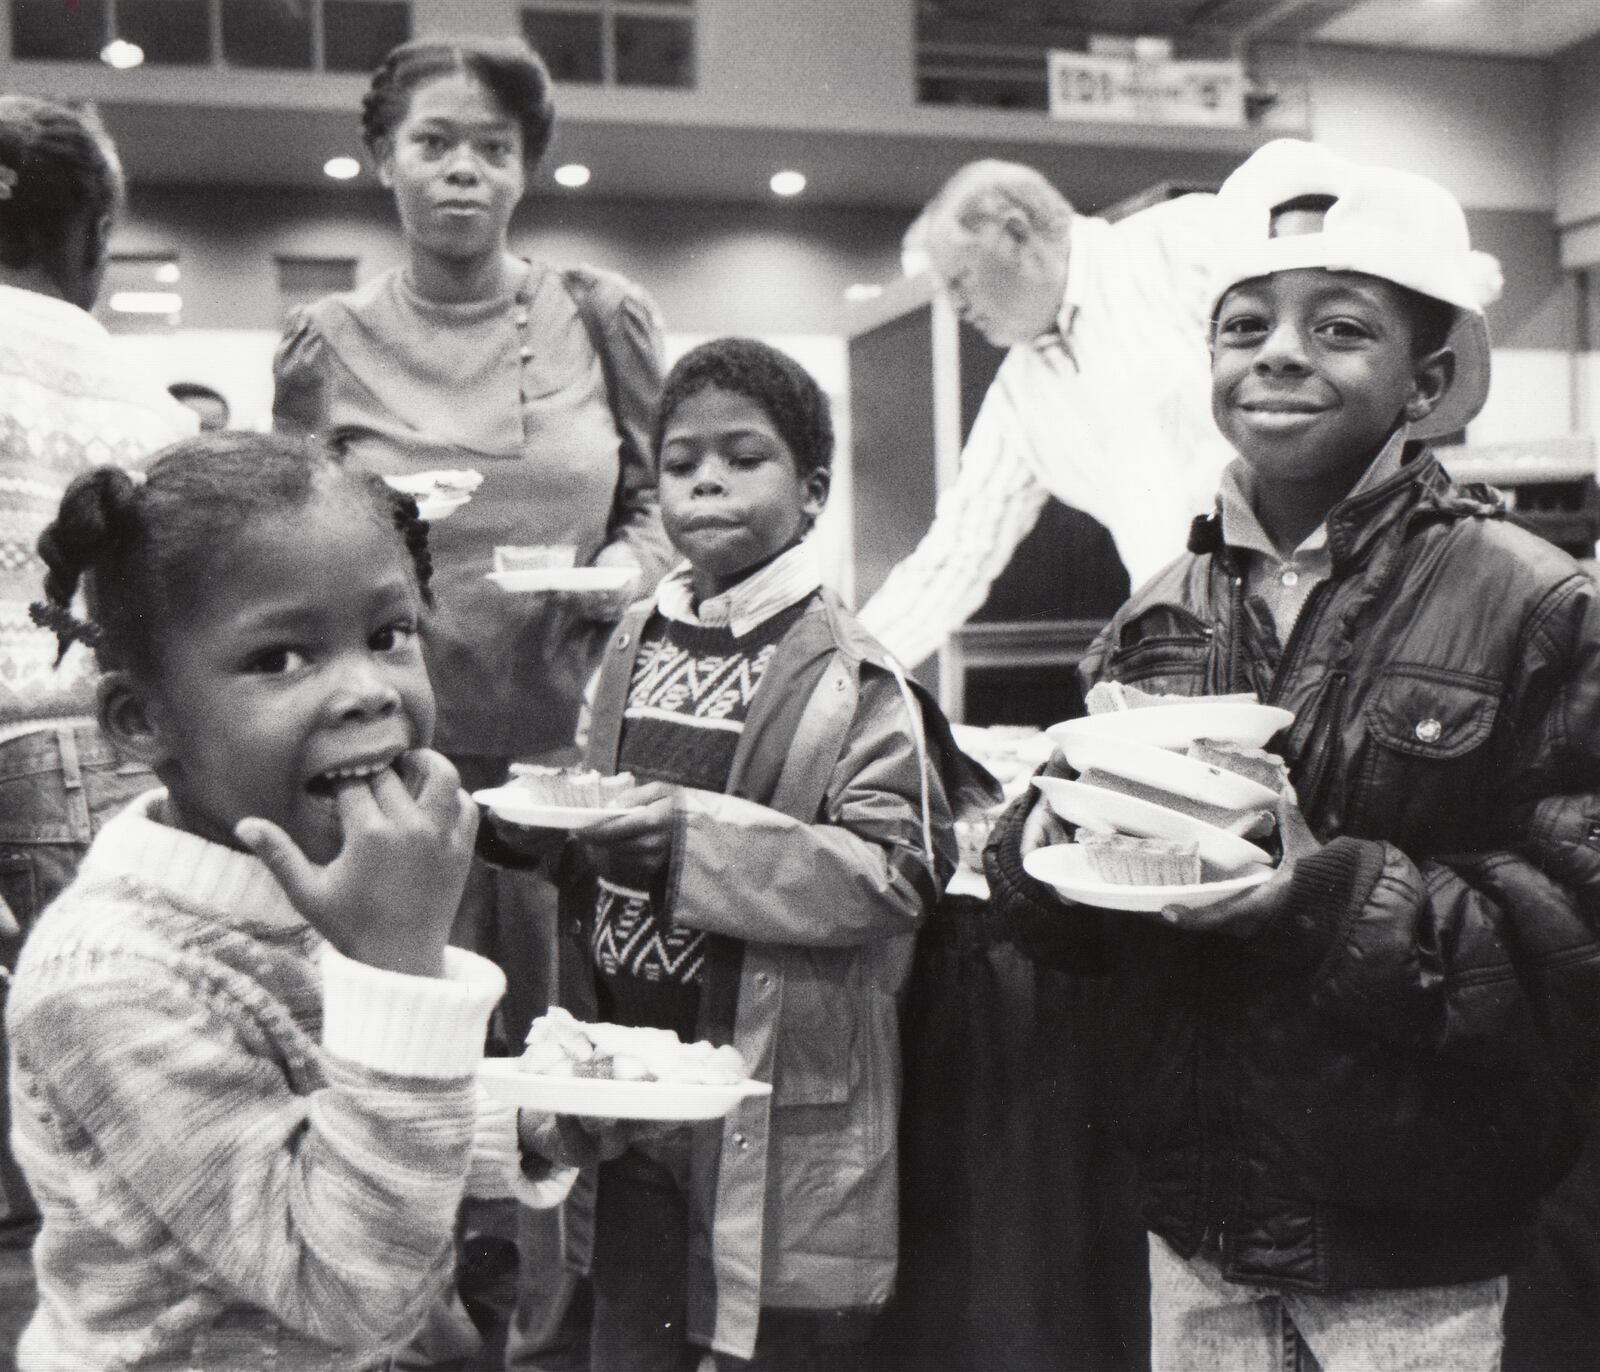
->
[321,945,505,1078]
[466,1086,522,1200]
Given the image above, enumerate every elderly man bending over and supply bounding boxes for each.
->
[859,159,1233,670]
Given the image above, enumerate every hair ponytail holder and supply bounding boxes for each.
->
[0,165,16,201]
[28,600,100,664]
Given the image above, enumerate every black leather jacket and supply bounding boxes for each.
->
[987,449,1600,1291]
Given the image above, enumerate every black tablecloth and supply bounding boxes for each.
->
[868,894,1150,1372]
[867,892,1597,1372]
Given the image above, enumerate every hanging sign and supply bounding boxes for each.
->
[1048,46,1247,127]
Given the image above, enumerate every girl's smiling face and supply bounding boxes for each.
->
[657,386,829,600]
[136,495,436,866]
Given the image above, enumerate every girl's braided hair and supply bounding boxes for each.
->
[361,37,556,170]
[31,432,433,678]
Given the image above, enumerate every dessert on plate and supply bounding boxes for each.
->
[506,763,637,809]
[1076,832,1202,886]
[520,1007,747,1086]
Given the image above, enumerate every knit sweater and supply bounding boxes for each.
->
[5,791,507,1371]
[596,600,806,1038]
[0,285,195,742]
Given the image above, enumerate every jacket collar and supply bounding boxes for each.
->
[1190,442,1504,576]
[653,540,822,636]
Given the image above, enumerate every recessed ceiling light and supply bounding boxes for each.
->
[324,156,361,181]
[100,38,144,69]
[554,163,591,188]
[154,263,181,284]
[844,283,884,302]
[770,170,806,198]
[109,290,182,315]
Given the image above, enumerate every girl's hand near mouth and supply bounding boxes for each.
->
[235,748,479,977]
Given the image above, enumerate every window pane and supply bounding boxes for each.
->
[10,0,107,60]
[323,0,410,73]
[615,14,692,88]
[119,0,211,65]
[99,256,182,335]
[521,9,602,83]
[221,0,312,69]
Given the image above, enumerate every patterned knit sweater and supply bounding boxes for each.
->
[596,600,806,1039]
[0,285,195,741]
[5,792,506,1371]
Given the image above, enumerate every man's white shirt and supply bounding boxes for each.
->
[858,194,1235,669]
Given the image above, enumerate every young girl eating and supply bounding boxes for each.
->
[8,432,512,1370]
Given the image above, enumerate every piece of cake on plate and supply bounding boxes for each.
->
[507,763,636,808]
[1076,832,1202,886]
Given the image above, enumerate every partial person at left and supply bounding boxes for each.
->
[0,91,196,1324]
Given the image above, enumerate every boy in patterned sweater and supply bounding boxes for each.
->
[494,338,995,1370]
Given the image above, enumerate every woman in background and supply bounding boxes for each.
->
[271,38,669,1366]
[0,93,196,1363]
[272,35,669,1052]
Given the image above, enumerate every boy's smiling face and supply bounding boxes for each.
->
[657,385,829,600]
[1211,267,1450,494]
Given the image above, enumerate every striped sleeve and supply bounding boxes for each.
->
[857,380,1050,670]
[12,947,495,1351]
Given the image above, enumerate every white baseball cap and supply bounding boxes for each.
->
[1208,139,1504,439]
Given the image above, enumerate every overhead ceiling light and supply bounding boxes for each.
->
[554,163,591,188]
[109,290,182,315]
[770,170,806,198]
[323,156,361,181]
[844,283,884,303]
[100,38,145,69]
[154,263,181,284]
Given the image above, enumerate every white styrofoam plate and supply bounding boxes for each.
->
[486,567,637,594]
[477,1060,771,1120]
[1031,776,1272,873]
[1048,701,1293,752]
[1023,842,1273,914]
[473,787,644,830]
[1052,733,1280,809]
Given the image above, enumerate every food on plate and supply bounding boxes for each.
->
[494,543,578,574]
[384,468,484,499]
[1076,832,1202,886]
[506,763,636,809]
[1084,682,1260,715]
[520,1007,747,1085]
[1187,738,1289,793]
[1075,767,1273,841]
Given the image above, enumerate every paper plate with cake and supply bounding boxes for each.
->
[1024,841,1273,913]
[487,544,637,594]
[475,765,644,830]
[1054,734,1284,810]
[1032,775,1273,872]
[382,469,483,521]
[1049,682,1293,751]
[479,1009,772,1120]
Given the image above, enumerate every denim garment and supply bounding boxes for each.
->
[1149,1234,1507,1372]
[0,725,151,1230]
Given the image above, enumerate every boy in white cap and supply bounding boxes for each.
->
[986,139,1600,1370]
